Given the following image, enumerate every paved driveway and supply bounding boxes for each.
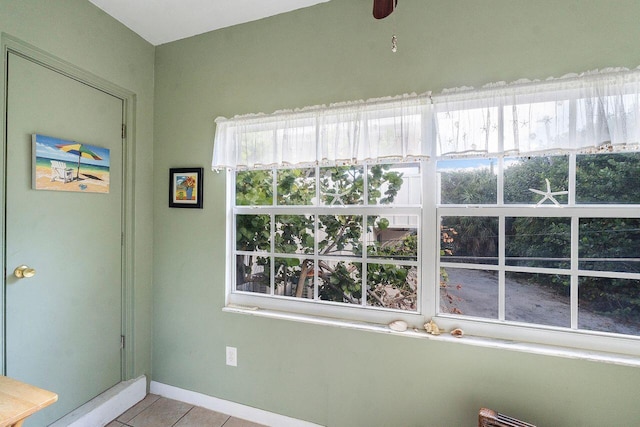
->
[440,267,638,335]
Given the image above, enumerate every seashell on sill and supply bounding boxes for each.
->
[424,319,443,335]
[388,320,408,332]
[450,328,464,338]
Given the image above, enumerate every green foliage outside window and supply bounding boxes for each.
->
[235,164,418,310]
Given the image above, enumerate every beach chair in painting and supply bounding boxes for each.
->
[50,160,74,183]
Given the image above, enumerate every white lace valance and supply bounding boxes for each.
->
[212,68,640,170]
[212,94,430,170]
[434,68,640,157]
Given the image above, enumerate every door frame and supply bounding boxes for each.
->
[0,33,136,381]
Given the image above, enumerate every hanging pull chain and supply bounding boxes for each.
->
[391,0,398,52]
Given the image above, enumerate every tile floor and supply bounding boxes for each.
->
[107,394,266,427]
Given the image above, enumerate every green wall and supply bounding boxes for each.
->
[1,0,155,381]
[153,1,640,426]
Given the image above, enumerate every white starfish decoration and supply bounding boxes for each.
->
[529,179,568,206]
[323,189,350,206]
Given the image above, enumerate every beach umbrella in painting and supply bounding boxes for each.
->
[55,143,103,180]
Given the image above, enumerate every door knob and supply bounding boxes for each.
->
[14,265,36,279]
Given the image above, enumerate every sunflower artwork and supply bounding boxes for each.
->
[169,167,203,208]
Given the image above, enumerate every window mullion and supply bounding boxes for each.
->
[313,215,319,301]
[568,94,577,335]
[426,104,438,319]
[314,165,320,300]
[498,215,506,321]
[425,159,438,319]
[569,152,577,329]
[361,215,368,307]
[362,163,369,307]
[571,216,579,329]
[270,168,276,295]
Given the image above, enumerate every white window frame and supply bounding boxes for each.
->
[225,154,640,357]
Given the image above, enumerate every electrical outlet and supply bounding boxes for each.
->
[226,346,237,367]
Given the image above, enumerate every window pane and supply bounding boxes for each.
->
[579,276,640,335]
[504,155,568,205]
[236,170,273,206]
[367,215,418,261]
[505,272,570,328]
[319,165,364,206]
[274,258,314,299]
[317,260,361,305]
[440,216,499,265]
[505,217,571,268]
[576,152,640,204]
[579,218,640,273]
[367,264,417,311]
[236,255,270,294]
[440,267,498,319]
[368,163,421,205]
[277,168,316,205]
[236,214,270,252]
[275,215,314,254]
[437,159,497,204]
[318,215,362,257]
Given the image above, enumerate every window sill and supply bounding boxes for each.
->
[223,304,640,368]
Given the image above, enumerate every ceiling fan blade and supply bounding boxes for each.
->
[373,0,398,19]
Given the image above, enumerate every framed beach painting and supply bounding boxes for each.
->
[169,167,203,208]
[32,134,110,193]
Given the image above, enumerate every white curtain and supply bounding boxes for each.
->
[434,68,640,157]
[212,95,429,170]
[212,68,640,170]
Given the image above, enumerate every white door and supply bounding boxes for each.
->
[5,52,123,426]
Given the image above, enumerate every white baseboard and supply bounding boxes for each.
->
[50,375,147,427]
[150,381,323,427]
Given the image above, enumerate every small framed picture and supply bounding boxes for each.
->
[169,167,203,208]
